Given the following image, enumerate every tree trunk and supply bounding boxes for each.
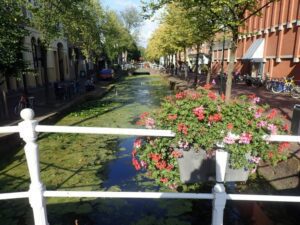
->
[225,39,237,103]
[41,45,50,103]
[175,53,178,76]
[184,47,187,62]
[2,90,9,119]
[194,44,200,86]
[206,41,213,84]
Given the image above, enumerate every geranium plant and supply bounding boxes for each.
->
[132,88,290,188]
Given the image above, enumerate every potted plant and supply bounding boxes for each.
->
[132,87,290,188]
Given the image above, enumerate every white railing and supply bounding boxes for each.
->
[0,108,300,225]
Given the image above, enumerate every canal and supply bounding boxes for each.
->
[0,74,299,225]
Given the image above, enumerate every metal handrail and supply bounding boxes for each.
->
[0,108,299,225]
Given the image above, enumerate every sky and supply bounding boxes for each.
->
[100,0,159,48]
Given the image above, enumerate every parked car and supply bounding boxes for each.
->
[98,69,114,80]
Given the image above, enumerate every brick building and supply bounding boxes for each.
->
[211,0,300,80]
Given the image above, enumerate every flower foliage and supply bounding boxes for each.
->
[132,89,290,187]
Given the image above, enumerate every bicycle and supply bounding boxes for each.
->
[14,95,35,115]
[271,76,300,98]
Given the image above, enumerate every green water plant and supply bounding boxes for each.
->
[132,86,290,188]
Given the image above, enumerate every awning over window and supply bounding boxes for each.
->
[242,38,265,62]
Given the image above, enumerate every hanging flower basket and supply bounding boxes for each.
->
[132,88,290,188]
[177,149,215,183]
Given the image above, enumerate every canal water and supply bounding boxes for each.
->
[0,74,298,225]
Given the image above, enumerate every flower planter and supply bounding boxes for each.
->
[225,153,250,182]
[225,166,249,182]
[178,149,249,183]
[177,149,215,183]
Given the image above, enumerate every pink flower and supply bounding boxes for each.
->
[140,160,147,168]
[257,121,267,128]
[169,183,178,190]
[223,132,240,144]
[145,117,155,129]
[267,124,278,135]
[254,111,262,118]
[193,106,204,116]
[133,139,142,148]
[178,140,189,149]
[250,156,261,164]
[239,132,252,144]
[252,97,260,104]
[251,167,257,174]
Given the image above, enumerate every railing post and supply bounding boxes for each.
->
[19,109,49,225]
[212,149,228,225]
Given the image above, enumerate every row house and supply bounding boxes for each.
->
[211,0,300,80]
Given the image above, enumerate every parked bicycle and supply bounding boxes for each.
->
[245,74,264,87]
[14,94,35,115]
[271,76,300,98]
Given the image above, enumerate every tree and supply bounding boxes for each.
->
[143,0,275,101]
[102,10,138,65]
[0,0,29,118]
[0,0,28,79]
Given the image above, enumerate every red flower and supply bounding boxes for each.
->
[132,158,141,170]
[208,91,217,100]
[166,164,174,171]
[175,92,186,100]
[248,94,256,99]
[203,84,212,90]
[149,153,162,162]
[177,123,188,135]
[156,160,167,170]
[160,177,169,183]
[168,114,178,120]
[282,124,289,131]
[171,150,183,158]
[139,112,149,119]
[221,93,225,101]
[267,109,278,119]
[227,123,234,130]
[208,113,222,123]
[189,92,201,100]
[278,142,290,153]
[197,114,205,121]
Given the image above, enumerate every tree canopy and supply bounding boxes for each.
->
[0,0,28,78]
[144,0,276,101]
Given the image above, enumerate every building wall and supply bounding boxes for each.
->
[211,0,300,80]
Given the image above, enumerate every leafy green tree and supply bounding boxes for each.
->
[144,0,275,101]
[102,10,138,65]
[0,0,28,117]
[0,0,28,80]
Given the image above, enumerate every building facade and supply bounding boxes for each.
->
[0,1,88,119]
[211,0,300,80]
